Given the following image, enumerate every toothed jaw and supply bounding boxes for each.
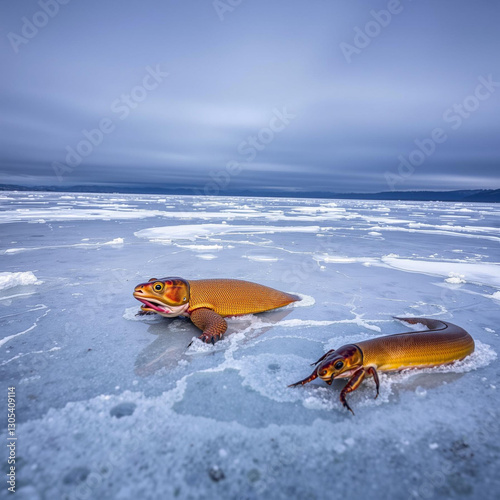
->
[135,297,190,318]
[319,368,357,384]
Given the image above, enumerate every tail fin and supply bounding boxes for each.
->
[286,293,301,303]
[393,317,448,332]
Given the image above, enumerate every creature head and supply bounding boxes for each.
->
[133,277,190,317]
[316,345,363,384]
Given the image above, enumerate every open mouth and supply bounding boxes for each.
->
[134,296,172,314]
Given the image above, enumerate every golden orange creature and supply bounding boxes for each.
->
[133,277,299,343]
[289,317,475,414]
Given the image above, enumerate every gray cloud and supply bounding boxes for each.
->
[1,0,499,193]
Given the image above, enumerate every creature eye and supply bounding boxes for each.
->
[154,282,164,292]
[335,361,344,370]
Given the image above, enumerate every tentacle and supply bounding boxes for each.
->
[366,366,380,399]
[288,370,318,387]
[310,349,336,366]
[190,308,228,344]
[339,368,366,415]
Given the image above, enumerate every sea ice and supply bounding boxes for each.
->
[1,192,499,499]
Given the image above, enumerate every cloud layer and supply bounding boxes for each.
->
[1,0,499,193]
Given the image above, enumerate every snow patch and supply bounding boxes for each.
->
[196,254,218,260]
[314,254,376,265]
[176,244,223,251]
[244,255,279,262]
[103,237,124,246]
[445,272,466,284]
[0,271,41,291]
[285,293,315,308]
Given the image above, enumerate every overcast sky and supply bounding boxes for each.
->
[1,0,499,193]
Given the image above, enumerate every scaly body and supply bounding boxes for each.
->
[134,277,299,343]
[290,317,475,414]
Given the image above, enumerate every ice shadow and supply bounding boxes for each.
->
[329,370,466,403]
[134,308,295,377]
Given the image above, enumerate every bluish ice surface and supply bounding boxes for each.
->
[0,191,499,500]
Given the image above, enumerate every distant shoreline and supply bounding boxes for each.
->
[1,185,499,203]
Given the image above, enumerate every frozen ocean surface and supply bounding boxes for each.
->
[0,191,499,500]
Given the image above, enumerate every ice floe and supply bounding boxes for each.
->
[134,224,321,242]
[378,256,500,288]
